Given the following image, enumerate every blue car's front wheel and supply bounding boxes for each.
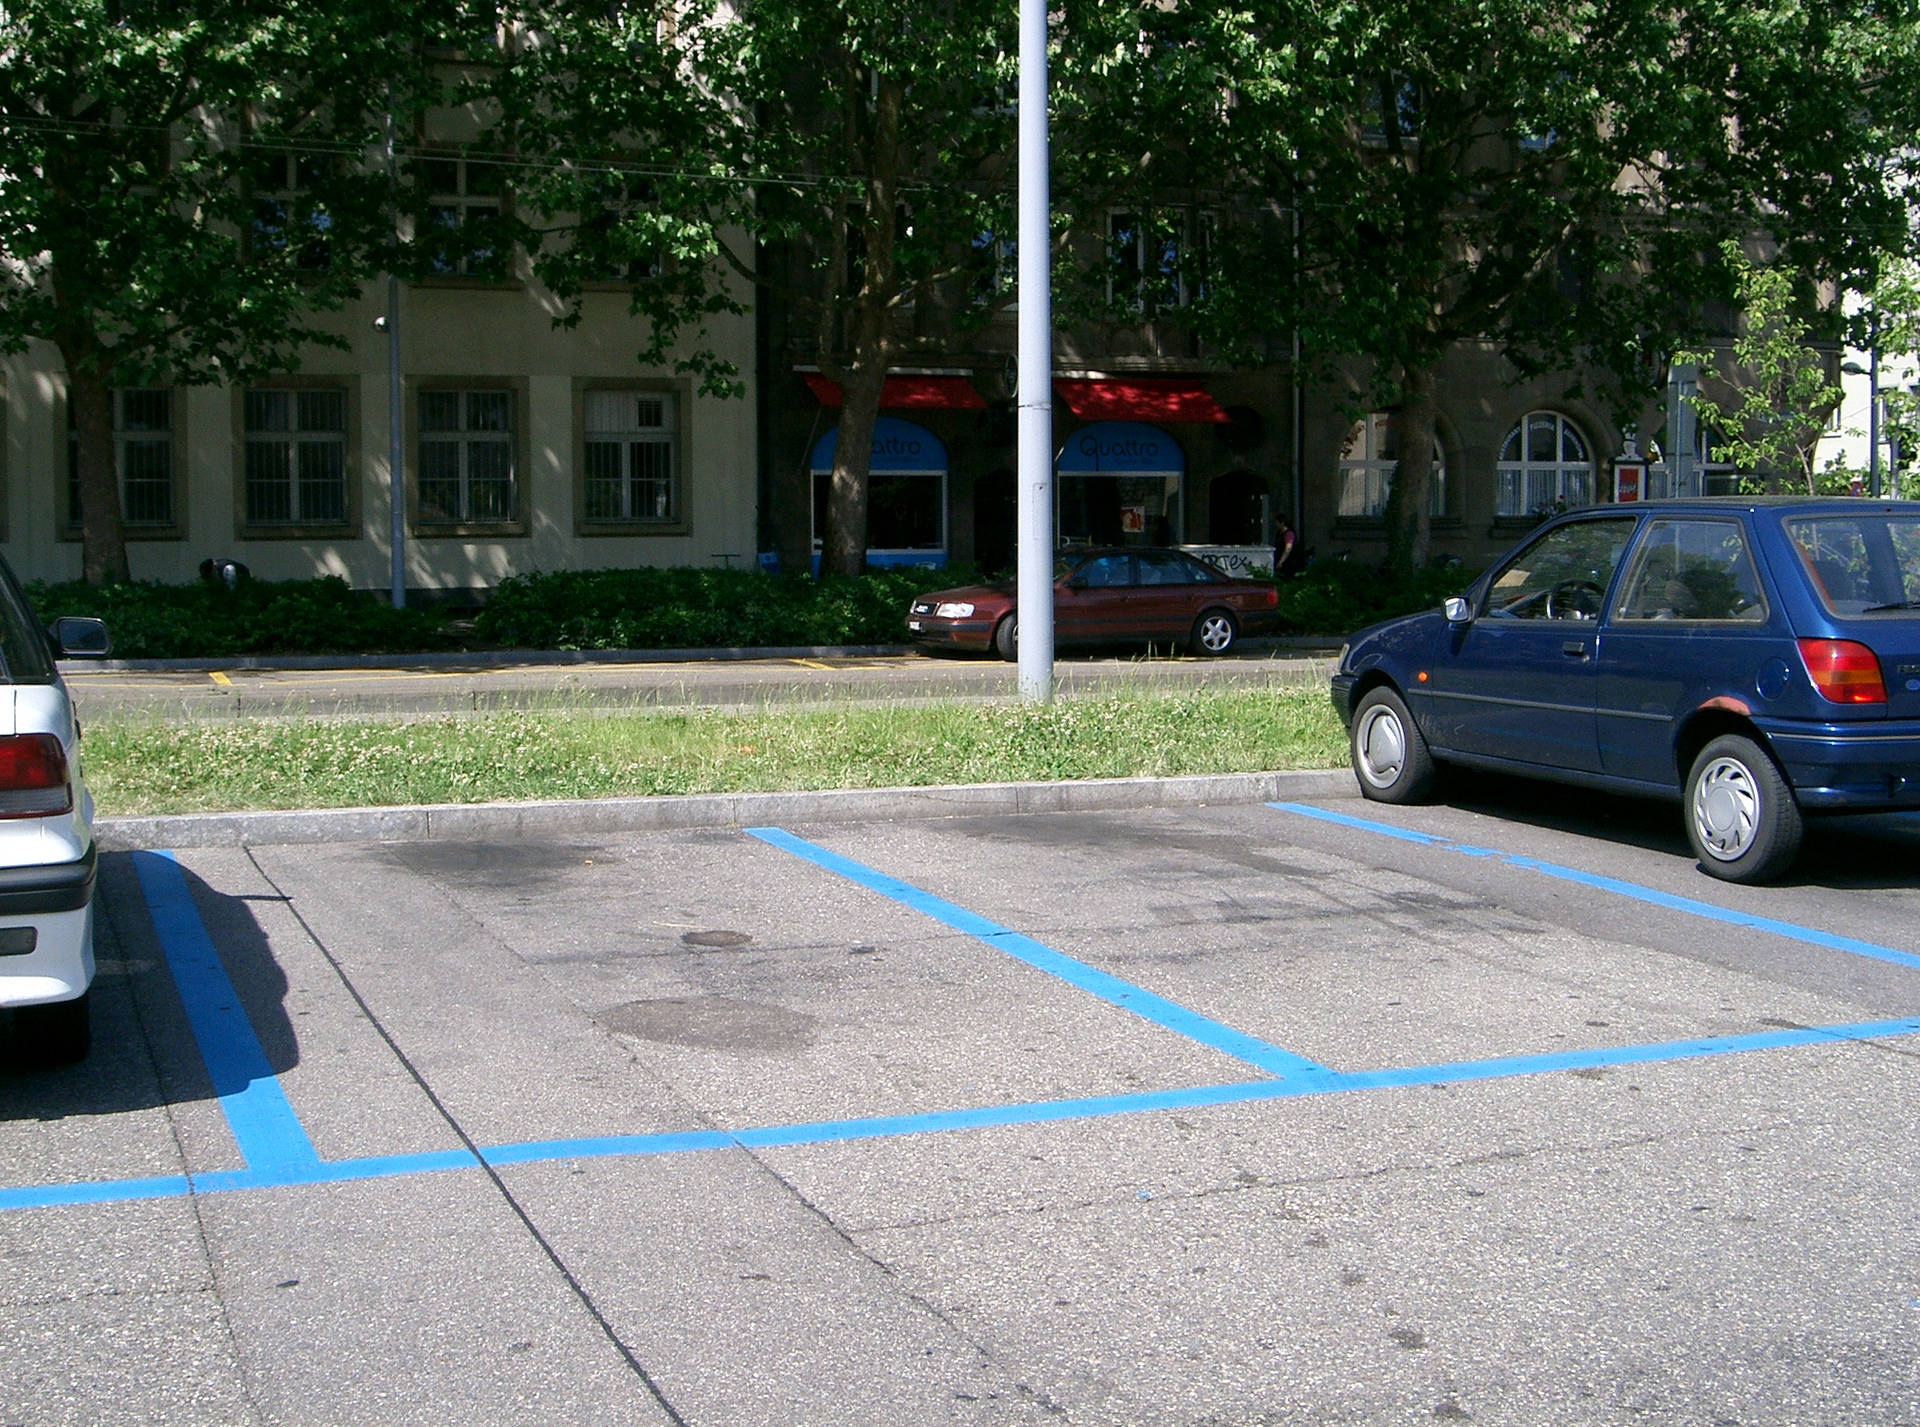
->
[1351,687,1435,804]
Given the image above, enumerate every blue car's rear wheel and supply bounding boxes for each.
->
[1351,687,1435,804]
[1685,734,1802,883]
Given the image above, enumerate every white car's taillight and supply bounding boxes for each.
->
[0,733,73,818]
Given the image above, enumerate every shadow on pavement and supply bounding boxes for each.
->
[0,852,299,1115]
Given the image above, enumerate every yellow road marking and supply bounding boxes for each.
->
[209,671,232,687]
[791,659,834,669]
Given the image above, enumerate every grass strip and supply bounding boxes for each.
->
[85,687,1348,816]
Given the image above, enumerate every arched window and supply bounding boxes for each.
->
[1337,413,1446,518]
[1497,412,1594,517]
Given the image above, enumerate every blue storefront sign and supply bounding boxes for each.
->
[1056,421,1184,476]
[809,417,948,474]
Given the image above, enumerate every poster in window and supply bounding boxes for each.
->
[1121,504,1147,534]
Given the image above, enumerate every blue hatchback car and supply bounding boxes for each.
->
[1330,498,1920,882]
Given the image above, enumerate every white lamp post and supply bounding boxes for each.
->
[1015,0,1054,701]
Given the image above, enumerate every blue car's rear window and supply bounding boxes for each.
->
[1783,514,1920,615]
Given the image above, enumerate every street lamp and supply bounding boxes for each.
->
[1014,0,1054,701]
[1843,338,1882,499]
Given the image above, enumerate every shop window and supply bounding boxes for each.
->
[417,388,516,526]
[583,389,677,525]
[1338,412,1446,518]
[66,388,177,532]
[1496,411,1594,517]
[812,472,945,553]
[243,388,348,527]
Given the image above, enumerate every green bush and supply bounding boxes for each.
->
[26,575,462,659]
[1272,558,1481,637]
[471,564,980,650]
[24,558,1469,659]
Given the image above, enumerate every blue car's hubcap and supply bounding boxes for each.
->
[1356,705,1406,788]
[1693,757,1760,860]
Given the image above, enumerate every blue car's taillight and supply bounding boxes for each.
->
[1798,638,1888,705]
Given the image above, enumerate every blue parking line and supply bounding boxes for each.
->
[745,825,1334,1084]
[7,1016,1917,1212]
[1268,802,1920,972]
[131,850,320,1172]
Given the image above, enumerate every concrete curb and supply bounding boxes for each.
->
[94,768,1356,849]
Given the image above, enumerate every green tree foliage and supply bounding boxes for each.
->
[1681,243,1845,494]
[0,0,448,583]
[496,0,1041,576]
[1190,0,1918,571]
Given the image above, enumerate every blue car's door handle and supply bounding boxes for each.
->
[1562,640,1590,660]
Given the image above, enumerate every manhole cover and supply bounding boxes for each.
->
[681,929,754,948]
[597,997,817,1054]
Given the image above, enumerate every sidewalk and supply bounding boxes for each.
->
[65,639,1342,721]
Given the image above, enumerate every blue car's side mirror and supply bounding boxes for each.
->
[1444,596,1472,625]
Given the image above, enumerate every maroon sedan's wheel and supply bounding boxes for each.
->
[993,614,1018,661]
[1190,608,1239,656]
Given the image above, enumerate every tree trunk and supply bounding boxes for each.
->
[824,342,885,576]
[60,354,130,585]
[1383,360,1439,577]
[819,71,904,579]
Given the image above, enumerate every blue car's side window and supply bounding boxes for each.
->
[1615,519,1766,622]
[1484,518,1635,621]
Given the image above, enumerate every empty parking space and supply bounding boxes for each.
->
[5,788,1919,1424]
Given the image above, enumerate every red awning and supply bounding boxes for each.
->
[1054,378,1230,424]
[801,372,987,411]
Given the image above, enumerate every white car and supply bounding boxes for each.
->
[0,559,107,1064]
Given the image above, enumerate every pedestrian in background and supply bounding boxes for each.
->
[1272,513,1300,576]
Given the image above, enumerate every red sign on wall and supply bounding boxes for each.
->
[1614,461,1645,503]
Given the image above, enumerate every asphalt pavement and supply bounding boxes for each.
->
[9,786,1920,1424]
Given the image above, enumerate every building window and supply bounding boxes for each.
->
[244,389,347,526]
[1360,76,1423,144]
[968,230,1016,307]
[580,169,663,284]
[67,389,175,529]
[1337,412,1446,518]
[248,149,333,270]
[1497,411,1594,517]
[417,156,508,279]
[583,390,676,523]
[1108,210,1209,313]
[418,389,515,524]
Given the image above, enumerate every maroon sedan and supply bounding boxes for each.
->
[907,547,1279,659]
